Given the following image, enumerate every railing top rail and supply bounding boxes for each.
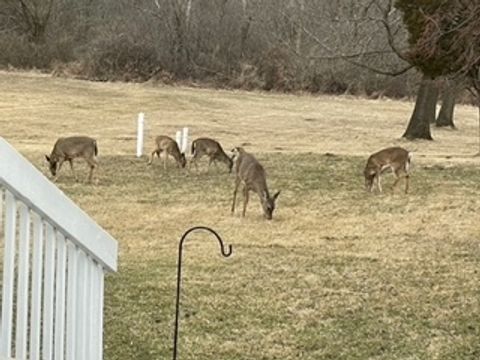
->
[0,137,117,272]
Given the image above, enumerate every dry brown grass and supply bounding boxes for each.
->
[2,70,479,161]
[1,71,479,359]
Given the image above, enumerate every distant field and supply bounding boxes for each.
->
[1,71,479,359]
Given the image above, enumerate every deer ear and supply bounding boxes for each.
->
[45,155,50,162]
[273,191,281,201]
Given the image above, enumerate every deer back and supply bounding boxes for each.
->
[156,136,178,154]
[192,138,219,155]
[193,138,233,170]
[50,136,97,161]
[234,148,269,195]
[365,146,410,176]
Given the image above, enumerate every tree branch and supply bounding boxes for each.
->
[300,24,413,76]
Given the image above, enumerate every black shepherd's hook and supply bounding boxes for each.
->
[172,226,233,360]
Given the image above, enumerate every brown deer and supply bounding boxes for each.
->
[364,146,412,194]
[148,135,186,169]
[45,136,98,183]
[231,147,280,220]
[190,137,233,172]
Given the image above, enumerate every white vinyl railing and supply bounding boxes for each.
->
[0,138,118,360]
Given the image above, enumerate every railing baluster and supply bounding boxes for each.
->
[0,191,17,358]
[66,241,78,359]
[89,261,103,360]
[43,223,56,359]
[89,259,98,360]
[97,264,105,360]
[54,232,67,360]
[76,250,88,360]
[30,213,44,360]
[15,203,31,359]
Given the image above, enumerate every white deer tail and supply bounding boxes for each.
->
[406,151,413,172]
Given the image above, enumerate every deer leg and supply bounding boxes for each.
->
[376,174,383,193]
[54,159,65,182]
[231,178,240,214]
[371,174,378,192]
[148,149,159,165]
[68,159,78,182]
[242,187,249,217]
[391,170,401,192]
[392,169,409,194]
[86,158,97,183]
[163,153,168,170]
[391,177,401,192]
[205,157,214,173]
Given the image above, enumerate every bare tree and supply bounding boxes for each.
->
[3,0,56,43]
[398,1,480,150]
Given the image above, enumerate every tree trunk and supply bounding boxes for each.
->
[240,0,250,58]
[295,0,304,54]
[402,75,438,140]
[435,79,457,128]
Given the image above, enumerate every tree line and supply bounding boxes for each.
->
[0,0,413,93]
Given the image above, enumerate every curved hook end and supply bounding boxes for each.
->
[222,244,233,258]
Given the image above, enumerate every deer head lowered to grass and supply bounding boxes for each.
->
[148,135,187,170]
[231,147,280,220]
[45,136,98,183]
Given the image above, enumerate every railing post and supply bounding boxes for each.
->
[16,203,31,358]
[0,191,17,358]
[30,214,44,360]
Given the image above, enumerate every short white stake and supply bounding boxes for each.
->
[181,127,189,153]
[175,131,182,150]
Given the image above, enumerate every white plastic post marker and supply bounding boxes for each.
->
[181,127,189,153]
[136,113,145,158]
[175,131,181,149]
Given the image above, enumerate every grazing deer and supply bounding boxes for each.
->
[231,147,280,220]
[45,136,98,183]
[190,137,233,172]
[148,135,186,169]
[364,146,412,194]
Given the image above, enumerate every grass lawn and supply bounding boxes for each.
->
[1,71,479,359]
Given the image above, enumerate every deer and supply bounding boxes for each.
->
[45,136,98,183]
[231,147,280,220]
[190,137,233,172]
[364,146,412,194]
[148,135,186,169]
